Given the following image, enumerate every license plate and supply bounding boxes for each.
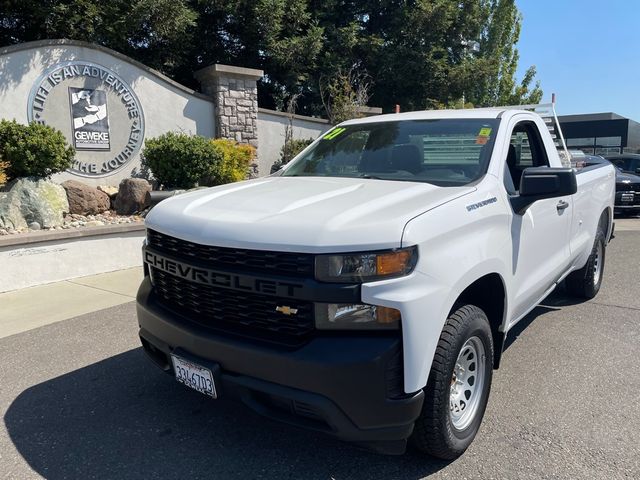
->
[171,354,217,398]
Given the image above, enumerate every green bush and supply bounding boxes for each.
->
[142,132,223,189]
[0,120,75,180]
[0,160,8,186]
[208,139,255,185]
[142,133,257,188]
[271,138,314,173]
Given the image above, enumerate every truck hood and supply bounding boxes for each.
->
[145,176,474,253]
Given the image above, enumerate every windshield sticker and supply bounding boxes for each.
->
[323,127,346,140]
[476,126,492,145]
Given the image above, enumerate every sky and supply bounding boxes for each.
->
[515,0,640,119]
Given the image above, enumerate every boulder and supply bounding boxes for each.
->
[62,180,111,215]
[0,178,69,229]
[97,185,119,209]
[114,178,151,215]
[97,185,119,198]
[0,192,28,230]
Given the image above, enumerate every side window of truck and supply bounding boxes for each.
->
[505,121,550,193]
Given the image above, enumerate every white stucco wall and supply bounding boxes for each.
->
[0,40,215,187]
[0,229,145,292]
[257,108,330,175]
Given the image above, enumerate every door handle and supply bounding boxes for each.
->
[556,200,569,212]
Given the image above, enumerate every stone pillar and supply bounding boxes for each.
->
[194,64,263,149]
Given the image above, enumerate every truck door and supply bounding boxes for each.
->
[504,120,572,322]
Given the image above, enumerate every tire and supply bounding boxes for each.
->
[565,228,606,299]
[410,305,494,459]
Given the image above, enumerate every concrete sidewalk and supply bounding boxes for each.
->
[615,217,640,231]
[0,267,143,339]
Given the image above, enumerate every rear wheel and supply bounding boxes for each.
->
[410,305,493,459]
[565,228,606,299]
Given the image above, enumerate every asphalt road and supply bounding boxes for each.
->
[1,231,639,480]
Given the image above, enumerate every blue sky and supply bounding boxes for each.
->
[515,0,640,119]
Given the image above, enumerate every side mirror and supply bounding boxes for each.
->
[635,167,640,175]
[510,167,577,215]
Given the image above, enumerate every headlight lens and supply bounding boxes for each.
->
[315,303,401,330]
[315,246,418,283]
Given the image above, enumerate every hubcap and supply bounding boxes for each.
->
[450,336,486,431]
[593,241,603,286]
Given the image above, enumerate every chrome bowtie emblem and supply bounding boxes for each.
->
[275,306,298,316]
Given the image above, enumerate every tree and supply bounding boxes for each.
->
[466,0,543,107]
[320,66,371,124]
[0,0,542,115]
[0,0,197,76]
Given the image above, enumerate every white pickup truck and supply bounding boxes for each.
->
[136,106,615,459]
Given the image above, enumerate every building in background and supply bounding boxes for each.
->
[558,112,640,156]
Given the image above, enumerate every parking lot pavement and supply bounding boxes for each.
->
[1,232,639,480]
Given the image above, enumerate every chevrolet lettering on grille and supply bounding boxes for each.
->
[144,250,304,297]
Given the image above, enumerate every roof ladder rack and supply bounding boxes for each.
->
[496,94,571,167]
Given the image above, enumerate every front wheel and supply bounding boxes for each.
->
[410,305,494,459]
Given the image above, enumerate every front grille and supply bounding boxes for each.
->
[147,229,315,277]
[616,183,640,192]
[151,267,315,347]
[617,183,635,192]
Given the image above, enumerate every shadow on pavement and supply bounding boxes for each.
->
[503,288,570,351]
[4,348,450,480]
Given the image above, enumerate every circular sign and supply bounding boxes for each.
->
[27,61,145,178]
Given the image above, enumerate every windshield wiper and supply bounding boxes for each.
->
[358,174,384,180]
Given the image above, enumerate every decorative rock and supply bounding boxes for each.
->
[0,178,69,229]
[62,180,111,215]
[0,192,28,230]
[114,178,151,215]
[85,220,105,227]
[97,185,119,209]
[97,185,118,197]
[28,221,41,230]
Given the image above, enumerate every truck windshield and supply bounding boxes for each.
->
[282,119,500,186]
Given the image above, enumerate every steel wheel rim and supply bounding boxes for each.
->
[450,336,486,431]
[593,241,603,286]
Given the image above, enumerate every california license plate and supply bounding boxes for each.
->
[171,354,217,398]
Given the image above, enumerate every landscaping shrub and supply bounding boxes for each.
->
[0,161,8,186]
[142,132,223,189]
[0,120,75,180]
[142,133,256,188]
[271,138,314,173]
[207,139,255,185]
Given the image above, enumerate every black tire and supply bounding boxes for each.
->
[410,305,493,459]
[565,228,606,299]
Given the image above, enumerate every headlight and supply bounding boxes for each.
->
[315,246,418,283]
[315,303,401,330]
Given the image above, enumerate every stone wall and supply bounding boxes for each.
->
[195,64,262,148]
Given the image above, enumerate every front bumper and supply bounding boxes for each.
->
[136,278,424,454]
